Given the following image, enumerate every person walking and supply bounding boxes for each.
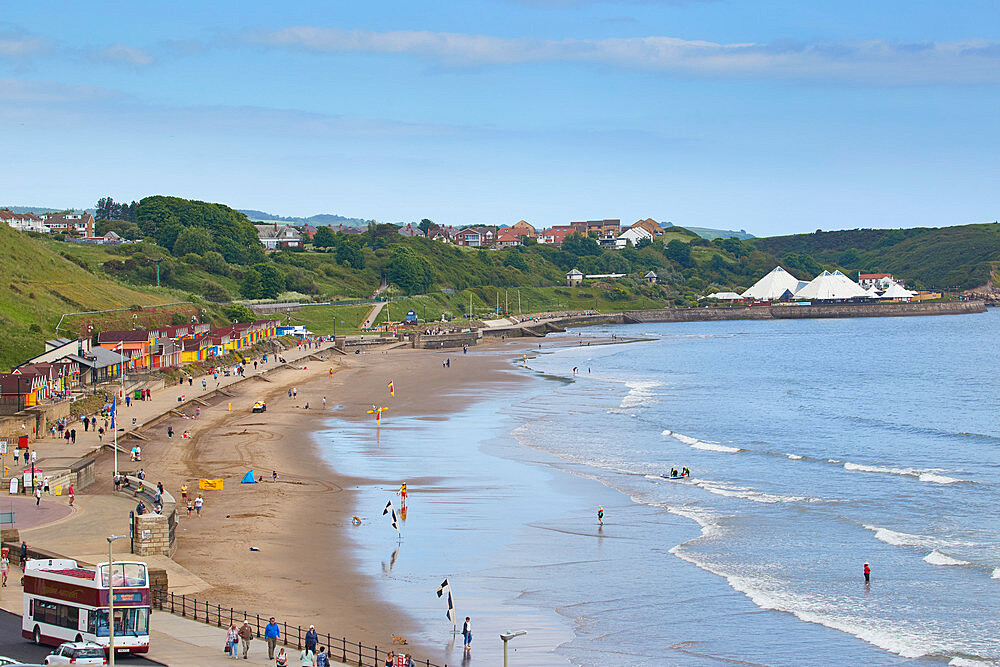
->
[316,646,329,667]
[67,483,74,507]
[304,625,318,654]
[462,616,472,651]
[194,494,204,517]
[275,647,288,666]
[1,553,8,586]
[597,506,604,526]
[226,623,240,659]
[864,562,871,583]
[34,486,41,507]
[299,646,316,666]
[70,428,76,444]
[264,617,280,659]
[239,619,254,659]
[19,541,27,565]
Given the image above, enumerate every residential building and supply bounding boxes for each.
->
[496,227,532,247]
[398,223,423,237]
[858,273,900,290]
[570,219,621,240]
[454,226,496,247]
[616,226,654,249]
[300,224,318,240]
[2,210,48,233]
[631,218,664,237]
[41,211,94,236]
[255,223,304,250]
[538,226,575,247]
[511,220,536,234]
[566,269,584,286]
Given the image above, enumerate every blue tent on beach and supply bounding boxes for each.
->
[240,470,257,484]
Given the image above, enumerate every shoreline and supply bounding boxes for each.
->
[116,338,544,663]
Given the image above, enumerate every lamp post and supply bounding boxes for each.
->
[106,534,126,667]
[500,630,527,667]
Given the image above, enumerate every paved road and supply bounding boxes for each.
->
[0,609,157,664]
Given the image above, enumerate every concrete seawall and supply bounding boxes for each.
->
[624,300,986,323]
[483,301,986,337]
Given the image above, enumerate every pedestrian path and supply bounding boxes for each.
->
[15,340,334,486]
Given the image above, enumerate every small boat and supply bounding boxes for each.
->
[661,473,691,481]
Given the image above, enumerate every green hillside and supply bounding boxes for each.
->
[0,224,176,369]
[751,224,1000,290]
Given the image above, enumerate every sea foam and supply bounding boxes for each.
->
[991,568,1000,580]
[670,432,740,453]
[845,462,966,484]
[618,380,661,409]
[864,525,938,549]
[923,550,970,567]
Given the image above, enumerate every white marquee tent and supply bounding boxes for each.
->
[741,266,801,300]
[702,291,744,301]
[793,270,868,300]
[879,282,916,300]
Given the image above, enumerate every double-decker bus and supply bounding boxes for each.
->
[22,558,150,655]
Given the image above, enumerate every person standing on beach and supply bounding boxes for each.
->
[462,616,472,651]
[264,617,280,659]
[598,506,604,525]
[194,494,203,517]
[181,483,188,503]
[864,562,871,583]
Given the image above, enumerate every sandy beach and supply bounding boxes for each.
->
[85,339,535,660]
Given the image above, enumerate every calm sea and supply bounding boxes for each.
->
[320,309,1000,666]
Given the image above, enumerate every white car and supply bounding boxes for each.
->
[42,642,106,665]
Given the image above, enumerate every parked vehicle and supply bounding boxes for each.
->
[251,401,267,413]
[42,642,106,665]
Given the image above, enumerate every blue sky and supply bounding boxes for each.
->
[1,1,998,236]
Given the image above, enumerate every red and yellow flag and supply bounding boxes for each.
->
[388,380,394,396]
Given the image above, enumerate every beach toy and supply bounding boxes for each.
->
[250,546,259,551]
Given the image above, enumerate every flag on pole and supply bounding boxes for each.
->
[436,579,456,625]
[388,380,394,397]
[383,500,399,532]
[110,397,117,429]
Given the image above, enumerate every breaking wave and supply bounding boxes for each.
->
[923,550,970,567]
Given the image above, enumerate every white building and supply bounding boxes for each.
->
[255,224,303,250]
[615,226,653,249]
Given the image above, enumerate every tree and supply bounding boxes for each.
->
[418,219,434,236]
[202,251,229,276]
[254,263,284,299]
[240,268,263,299]
[224,303,256,322]
[386,246,432,294]
[312,226,337,248]
[635,237,652,250]
[336,241,365,269]
[562,232,602,257]
[665,239,693,267]
[172,227,213,256]
[171,312,188,325]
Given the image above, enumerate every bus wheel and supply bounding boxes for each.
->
[32,625,41,644]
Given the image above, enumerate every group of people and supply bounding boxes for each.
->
[668,467,691,478]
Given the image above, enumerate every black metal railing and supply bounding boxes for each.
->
[152,590,445,666]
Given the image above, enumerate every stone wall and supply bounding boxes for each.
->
[409,331,480,349]
[125,475,177,557]
[622,300,985,324]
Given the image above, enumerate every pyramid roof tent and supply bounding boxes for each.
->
[864,285,882,299]
[880,282,915,299]
[703,292,744,301]
[741,266,801,300]
[794,270,868,300]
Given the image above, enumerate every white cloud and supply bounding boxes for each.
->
[246,27,1000,84]
[0,29,48,59]
[87,43,155,67]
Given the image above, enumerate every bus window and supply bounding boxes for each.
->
[123,563,147,586]
[88,607,150,637]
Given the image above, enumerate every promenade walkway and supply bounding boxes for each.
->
[14,339,333,489]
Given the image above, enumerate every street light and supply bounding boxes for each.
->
[500,630,527,667]
[106,534,127,667]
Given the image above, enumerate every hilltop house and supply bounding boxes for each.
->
[42,212,94,236]
[496,227,532,247]
[511,220,536,234]
[255,223,303,250]
[631,219,663,237]
[616,226,654,249]
[1,210,48,233]
[455,227,496,247]
[570,219,621,240]
[538,226,575,247]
